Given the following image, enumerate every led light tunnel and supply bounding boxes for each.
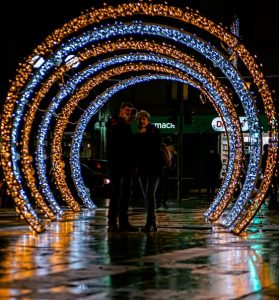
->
[35,22,262,231]
[70,73,238,207]
[1,2,277,233]
[30,23,255,223]
[48,50,241,215]
[37,50,241,214]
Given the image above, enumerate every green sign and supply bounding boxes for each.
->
[132,115,268,134]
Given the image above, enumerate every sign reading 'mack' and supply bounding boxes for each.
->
[154,122,175,129]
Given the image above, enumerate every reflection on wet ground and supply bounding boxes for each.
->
[1,196,279,299]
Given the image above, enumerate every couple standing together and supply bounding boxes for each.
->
[106,102,163,232]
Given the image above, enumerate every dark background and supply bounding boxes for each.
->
[1,0,278,196]
[2,0,279,100]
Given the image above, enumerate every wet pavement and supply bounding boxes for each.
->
[1,196,279,299]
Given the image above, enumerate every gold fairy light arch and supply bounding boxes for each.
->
[1,2,277,234]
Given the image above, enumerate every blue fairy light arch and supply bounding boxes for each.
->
[0,2,277,234]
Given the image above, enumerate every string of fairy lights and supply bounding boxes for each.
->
[1,2,277,234]
[70,75,187,204]
[70,72,237,207]
[54,64,235,208]
[34,46,242,215]
[21,39,242,222]
[21,23,258,224]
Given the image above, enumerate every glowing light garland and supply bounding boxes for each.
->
[36,22,262,229]
[70,73,237,206]
[71,75,186,203]
[32,23,254,219]
[50,65,180,208]
[48,49,241,215]
[21,67,69,219]
[1,2,277,233]
[19,22,245,224]
[22,39,239,217]
[36,50,241,212]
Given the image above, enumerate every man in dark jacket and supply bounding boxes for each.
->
[106,102,138,232]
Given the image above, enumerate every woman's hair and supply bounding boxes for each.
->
[136,110,151,121]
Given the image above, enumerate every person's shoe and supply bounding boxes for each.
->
[107,224,119,232]
[119,224,139,232]
[141,223,157,232]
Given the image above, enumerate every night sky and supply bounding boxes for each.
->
[2,0,279,101]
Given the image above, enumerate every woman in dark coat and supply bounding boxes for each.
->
[135,110,163,232]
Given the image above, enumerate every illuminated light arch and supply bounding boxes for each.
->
[32,22,262,229]
[27,23,256,219]
[37,49,241,212]
[20,38,241,223]
[45,50,241,212]
[53,66,236,206]
[70,73,237,205]
[70,75,187,203]
[23,40,242,216]
[18,22,249,226]
[1,2,277,233]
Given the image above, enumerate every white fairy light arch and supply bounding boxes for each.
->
[1,2,277,234]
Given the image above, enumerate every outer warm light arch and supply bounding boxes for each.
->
[32,42,243,216]
[69,73,236,206]
[0,2,277,234]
